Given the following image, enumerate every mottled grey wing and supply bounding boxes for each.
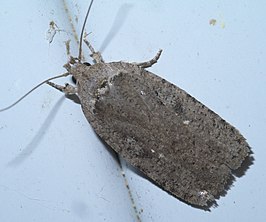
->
[88,67,250,206]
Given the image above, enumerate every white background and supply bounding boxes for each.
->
[0,0,265,221]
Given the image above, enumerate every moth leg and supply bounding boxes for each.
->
[83,38,104,63]
[46,81,77,95]
[135,49,162,68]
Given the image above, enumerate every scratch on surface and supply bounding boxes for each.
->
[0,184,71,213]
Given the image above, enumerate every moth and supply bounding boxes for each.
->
[1,0,251,208]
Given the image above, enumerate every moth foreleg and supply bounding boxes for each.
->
[135,49,162,68]
[47,81,77,95]
[83,38,104,64]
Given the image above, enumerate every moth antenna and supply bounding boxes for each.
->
[78,0,95,61]
[0,73,69,112]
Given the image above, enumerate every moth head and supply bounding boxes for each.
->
[71,62,91,84]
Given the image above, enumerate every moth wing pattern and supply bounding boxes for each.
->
[77,62,250,207]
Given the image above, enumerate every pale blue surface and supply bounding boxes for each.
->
[0,1,265,221]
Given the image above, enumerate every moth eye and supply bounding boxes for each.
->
[83,62,91,66]
[71,76,77,84]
